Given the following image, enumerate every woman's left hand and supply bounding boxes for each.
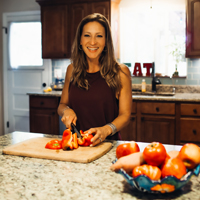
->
[87,125,112,146]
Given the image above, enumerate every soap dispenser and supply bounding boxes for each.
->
[141,79,146,92]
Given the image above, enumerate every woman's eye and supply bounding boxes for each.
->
[84,34,90,37]
[97,35,103,38]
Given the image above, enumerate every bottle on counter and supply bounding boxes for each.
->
[141,79,146,92]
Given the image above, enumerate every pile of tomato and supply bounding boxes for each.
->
[116,141,200,181]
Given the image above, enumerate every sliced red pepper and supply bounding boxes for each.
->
[78,130,93,146]
[45,139,62,149]
[61,129,79,150]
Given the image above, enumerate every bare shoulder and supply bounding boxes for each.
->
[119,63,131,78]
[65,63,73,79]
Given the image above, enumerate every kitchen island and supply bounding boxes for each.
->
[1,132,200,200]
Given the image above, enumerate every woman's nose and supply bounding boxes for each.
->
[90,36,96,45]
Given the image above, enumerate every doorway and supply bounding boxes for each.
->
[2,11,51,134]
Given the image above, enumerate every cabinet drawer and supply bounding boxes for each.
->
[132,101,136,113]
[140,102,175,115]
[181,103,200,116]
[180,118,200,142]
[30,96,59,108]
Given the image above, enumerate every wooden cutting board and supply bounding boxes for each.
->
[3,137,113,163]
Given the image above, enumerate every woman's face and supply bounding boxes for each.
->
[80,21,106,61]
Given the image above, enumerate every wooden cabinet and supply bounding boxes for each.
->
[120,102,137,141]
[41,5,70,58]
[29,96,59,135]
[36,0,120,59]
[137,102,175,144]
[186,0,200,58]
[179,103,200,144]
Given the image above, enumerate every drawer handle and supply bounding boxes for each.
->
[193,130,197,135]
[193,109,197,114]
[141,117,144,121]
[156,107,159,112]
[52,112,55,115]
[40,102,44,105]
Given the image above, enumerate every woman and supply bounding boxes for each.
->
[57,13,132,146]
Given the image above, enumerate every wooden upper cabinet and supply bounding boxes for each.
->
[36,0,120,59]
[69,3,89,52]
[41,5,70,58]
[186,0,200,58]
[91,2,110,21]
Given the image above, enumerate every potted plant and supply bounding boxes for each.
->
[169,37,185,77]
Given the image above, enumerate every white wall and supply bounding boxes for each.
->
[0,0,40,135]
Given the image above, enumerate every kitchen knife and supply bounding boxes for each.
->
[71,123,82,138]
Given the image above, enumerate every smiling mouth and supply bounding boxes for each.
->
[87,47,99,51]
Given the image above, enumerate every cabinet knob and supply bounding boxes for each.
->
[193,109,197,114]
[156,107,159,112]
[64,53,66,57]
[193,130,197,135]
[42,83,46,87]
[40,102,44,105]
[131,117,135,121]
[52,112,55,115]
[141,117,144,121]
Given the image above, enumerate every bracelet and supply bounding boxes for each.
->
[62,106,70,116]
[107,123,117,136]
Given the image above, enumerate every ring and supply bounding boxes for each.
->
[99,137,102,142]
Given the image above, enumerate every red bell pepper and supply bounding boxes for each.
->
[45,139,62,150]
[62,129,78,150]
[78,130,93,146]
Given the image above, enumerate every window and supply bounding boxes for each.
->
[9,21,42,68]
[120,0,186,77]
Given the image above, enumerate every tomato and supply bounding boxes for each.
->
[161,157,187,179]
[132,164,161,181]
[178,143,200,169]
[116,141,140,159]
[143,142,167,166]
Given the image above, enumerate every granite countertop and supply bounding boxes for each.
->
[27,90,200,102]
[1,132,200,200]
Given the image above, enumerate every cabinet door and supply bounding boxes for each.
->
[180,118,200,143]
[120,116,136,141]
[140,116,175,144]
[30,108,59,134]
[41,5,70,58]
[69,3,89,51]
[186,0,200,58]
[91,1,110,21]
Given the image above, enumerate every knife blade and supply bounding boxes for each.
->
[71,123,82,138]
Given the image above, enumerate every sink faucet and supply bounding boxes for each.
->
[151,62,161,92]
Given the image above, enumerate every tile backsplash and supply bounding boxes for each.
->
[51,58,200,86]
[51,59,71,83]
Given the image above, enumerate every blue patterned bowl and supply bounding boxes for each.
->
[112,159,200,193]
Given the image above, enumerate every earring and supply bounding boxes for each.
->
[79,45,83,50]
[103,46,107,52]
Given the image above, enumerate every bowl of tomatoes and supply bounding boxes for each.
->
[112,142,200,193]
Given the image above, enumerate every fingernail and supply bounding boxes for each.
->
[90,144,93,147]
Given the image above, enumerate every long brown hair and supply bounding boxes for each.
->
[71,13,122,93]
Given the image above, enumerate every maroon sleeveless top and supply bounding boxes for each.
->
[68,71,120,140]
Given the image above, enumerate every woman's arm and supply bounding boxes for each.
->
[110,64,132,132]
[57,64,77,128]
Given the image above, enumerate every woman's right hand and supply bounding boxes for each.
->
[61,108,77,129]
